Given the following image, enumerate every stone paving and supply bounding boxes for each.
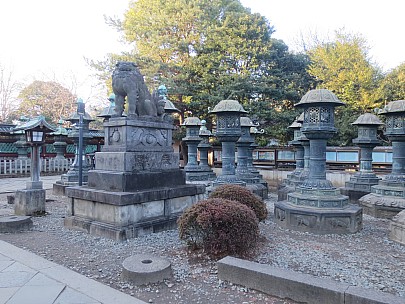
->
[0,175,146,304]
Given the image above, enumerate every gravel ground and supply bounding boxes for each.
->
[0,191,404,303]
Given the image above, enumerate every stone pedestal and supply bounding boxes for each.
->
[390,210,405,245]
[14,189,46,216]
[65,117,205,241]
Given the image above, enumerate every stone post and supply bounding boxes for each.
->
[210,100,246,186]
[341,113,382,203]
[275,89,362,234]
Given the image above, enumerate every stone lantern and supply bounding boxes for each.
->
[51,119,68,159]
[58,102,94,187]
[275,89,362,234]
[13,116,30,160]
[236,117,258,179]
[277,117,305,201]
[359,100,405,218]
[181,117,203,181]
[197,120,216,180]
[236,117,268,198]
[341,113,383,203]
[210,100,247,186]
[297,112,310,176]
[13,116,56,215]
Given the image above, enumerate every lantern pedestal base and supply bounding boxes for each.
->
[359,192,405,219]
[274,200,362,234]
[14,189,46,216]
[390,210,405,245]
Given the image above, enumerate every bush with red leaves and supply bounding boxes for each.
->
[177,198,259,258]
[209,184,268,221]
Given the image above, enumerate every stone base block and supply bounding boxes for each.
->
[358,193,405,219]
[64,215,179,241]
[274,201,362,234]
[246,183,268,199]
[185,170,217,182]
[14,189,46,216]
[53,182,69,196]
[340,187,370,204]
[390,210,405,245]
[65,184,205,240]
[88,170,186,192]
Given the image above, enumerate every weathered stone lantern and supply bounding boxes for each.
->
[277,117,305,201]
[59,102,94,186]
[247,126,268,198]
[51,119,68,159]
[236,117,268,198]
[13,116,30,159]
[181,117,203,181]
[236,117,258,179]
[297,112,310,176]
[210,100,247,186]
[275,89,362,234]
[359,100,405,218]
[13,116,56,215]
[341,113,382,203]
[197,120,216,180]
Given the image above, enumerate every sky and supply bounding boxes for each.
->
[1,0,404,103]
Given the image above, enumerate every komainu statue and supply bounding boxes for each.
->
[112,61,164,118]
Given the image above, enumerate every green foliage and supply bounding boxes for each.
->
[307,30,383,112]
[209,184,268,221]
[91,0,315,145]
[177,198,259,258]
[379,63,405,102]
[17,81,77,124]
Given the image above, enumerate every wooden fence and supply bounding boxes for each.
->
[0,158,74,175]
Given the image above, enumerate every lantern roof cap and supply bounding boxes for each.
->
[210,99,247,114]
[199,120,212,136]
[51,119,69,136]
[295,89,345,108]
[164,99,180,113]
[240,116,258,127]
[289,120,302,129]
[379,100,405,115]
[297,112,304,123]
[12,116,57,133]
[182,117,201,126]
[352,113,383,125]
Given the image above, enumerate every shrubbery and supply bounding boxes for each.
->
[177,198,259,258]
[209,184,268,221]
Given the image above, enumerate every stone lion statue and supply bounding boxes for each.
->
[112,61,163,118]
